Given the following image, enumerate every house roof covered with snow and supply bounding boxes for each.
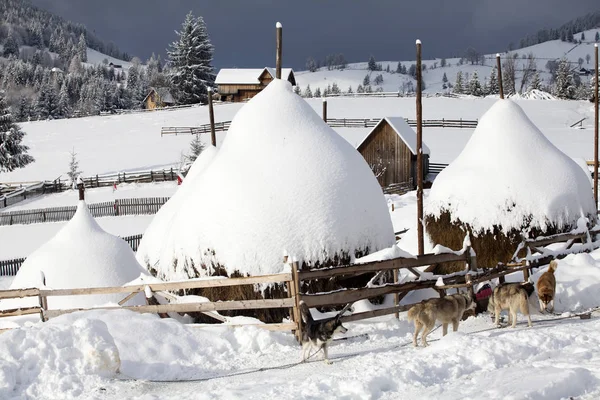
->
[3,201,146,310]
[137,79,394,279]
[357,117,431,155]
[425,99,596,233]
[143,87,175,104]
[215,67,295,85]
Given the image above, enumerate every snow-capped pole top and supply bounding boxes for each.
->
[496,53,500,57]
[76,175,83,185]
[276,22,282,28]
[415,39,421,45]
[595,43,598,48]
[207,87,212,93]
[426,99,596,234]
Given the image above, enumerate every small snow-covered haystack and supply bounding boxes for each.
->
[137,79,394,282]
[425,99,596,272]
[3,201,147,310]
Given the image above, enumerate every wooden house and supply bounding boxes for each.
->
[215,67,296,102]
[143,87,175,110]
[357,117,430,188]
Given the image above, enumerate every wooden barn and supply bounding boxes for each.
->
[215,67,296,102]
[357,117,430,188]
[143,87,175,110]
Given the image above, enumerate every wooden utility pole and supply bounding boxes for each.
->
[595,43,599,206]
[322,99,327,122]
[416,39,424,256]
[276,22,282,79]
[207,87,216,146]
[496,54,504,99]
[77,177,85,201]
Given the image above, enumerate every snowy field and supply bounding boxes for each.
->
[0,95,596,183]
[1,249,600,399]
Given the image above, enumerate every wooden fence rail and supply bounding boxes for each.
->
[0,234,143,277]
[0,197,169,226]
[161,118,478,136]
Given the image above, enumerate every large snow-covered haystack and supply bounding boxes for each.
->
[425,99,596,271]
[137,79,394,281]
[3,201,146,310]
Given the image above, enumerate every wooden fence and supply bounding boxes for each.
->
[429,163,449,174]
[1,168,179,211]
[0,197,169,226]
[0,233,144,277]
[1,226,597,337]
[161,118,478,136]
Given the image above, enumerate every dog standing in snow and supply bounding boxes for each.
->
[536,260,558,313]
[299,301,348,364]
[407,292,475,347]
[488,282,533,328]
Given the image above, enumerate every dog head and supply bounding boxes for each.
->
[539,293,553,311]
[331,316,348,335]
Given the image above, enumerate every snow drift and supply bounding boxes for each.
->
[426,99,596,234]
[4,201,146,309]
[138,79,394,279]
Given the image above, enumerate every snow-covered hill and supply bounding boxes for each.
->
[295,28,600,95]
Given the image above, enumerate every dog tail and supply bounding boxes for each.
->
[549,260,558,273]
[299,301,313,324]
[407,304,422,322]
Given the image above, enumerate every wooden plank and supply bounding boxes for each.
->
[340,304,412,323]
[190,322,296,332]
[0,287,40,299]
[45,298,295,319]
[0,306,42,317]
[298,252,468,281]
[302,279,439,308]
[526,232,588,248]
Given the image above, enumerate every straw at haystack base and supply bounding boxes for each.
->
[144,248,376,323]
[425,211,567,274]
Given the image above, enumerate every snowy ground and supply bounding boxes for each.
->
[2,249,600,399]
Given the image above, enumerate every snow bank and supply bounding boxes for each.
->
[0,318,119,398]
[3,201,147,310]
[139,79,394,279]
[426,99,596,234]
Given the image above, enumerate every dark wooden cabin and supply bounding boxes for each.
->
[215,67,296,102]
[357,117,430,188]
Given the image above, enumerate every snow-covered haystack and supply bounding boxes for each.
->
[137,79,394,282]
[425,99,596,271]
[3,201,147,310]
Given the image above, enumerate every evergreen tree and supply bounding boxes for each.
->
[3,33,19,58]
[293,85,301,95]
[167,11,215,104]
[454,71,464,94]
[440,58,447,68]
[357,84,364,93]
[442,72,448,90]
[306,57,317,72]
[331,82,340,94]
[188,134,204,162]
[553,58,575,99]
[347,86,353,94]
[363,74,370,86]
[67,148,82,185]
[303,84,313,98]
[314,87,321,97]
[0,92,34,172]
[581,32,586,41]
[596,32,600,42]
[408,64,417,78]
[374,74,383,85]
[368,55,377,71]
[467,71,482,96]
[16,96,31,122]
[36,83,59,119]
[57,82,71,118]
[396,62,403,74]
[529,70,542,91]
[77,33,87,62]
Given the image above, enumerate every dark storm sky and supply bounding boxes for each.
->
[29,0,600,69]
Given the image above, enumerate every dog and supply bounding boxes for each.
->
[487,282,533,328]
[537,260,558,313]
[299,301,348,364]
[407,292,476,347]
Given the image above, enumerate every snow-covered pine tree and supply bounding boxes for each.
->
[304,84,313,98]
[374,74,383,85]
[467,71,482,96]
[306,57,317,72]
[331,82,340,94]
[188,134,204,162]
[553,58,575,99]
[67,147,82,185]
[77,33,87,62]
[347,86,353,94]
[453,71,464,94]
[57,82,71,118]
[3,33,19,58]
[293,85,301,95]
[442,72,448,90]
[36,83,59,119]
[596,32,600,42]
[488,66,499,94]
[167,11,215,105]
[368,55,377,71]
[357,84,364,93]
[0,92,34,172]
[529,70,542,91]
[16,96,31,122]
[314,87,321,97]
[396,62,402,74]
[363,74,370,86]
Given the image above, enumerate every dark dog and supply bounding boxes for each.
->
[299,301,348,364]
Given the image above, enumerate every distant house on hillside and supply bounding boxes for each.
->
[215,67,296,102]
[143,87,175,110]
[109,62,122,69]
[357,117,430,189]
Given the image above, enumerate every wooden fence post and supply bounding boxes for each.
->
[322,99,327,122]
[291,260,302,343]
[276,22,283,79]
[393,269,399,319]
[594,43,599,207]
[208,87,216,146]
[416,39,424,256]
[496,54,504,99]
[39,271,48,322]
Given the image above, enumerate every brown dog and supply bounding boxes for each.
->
[537,260,558,313]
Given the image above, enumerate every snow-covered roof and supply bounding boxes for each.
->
[3,201,147,310]
[357,117,431,155]
[143,87,175,104]
[137,80,394,279]
[215,67,294,85]
[425,99,596,233]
